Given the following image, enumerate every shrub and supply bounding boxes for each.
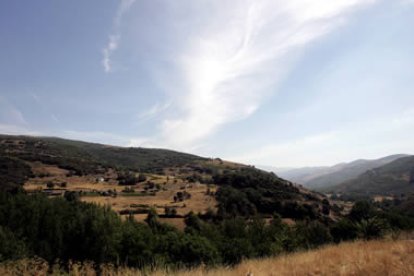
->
[330,219,358,243]
[46,181,55,189]
[0,226,27,261]
[355,217,389,240]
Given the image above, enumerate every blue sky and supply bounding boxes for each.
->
[1,0,414,167]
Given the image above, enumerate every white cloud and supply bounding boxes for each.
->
[102,35,120,73]
[153,0,376,150]
[127,137,151,147]
[102,0,136,73]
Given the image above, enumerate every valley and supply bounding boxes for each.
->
[0,134,413,273]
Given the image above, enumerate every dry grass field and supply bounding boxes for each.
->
[23,162,218,226]
[1,239,413,276]
[81,183,217,216]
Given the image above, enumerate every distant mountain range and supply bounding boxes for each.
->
[332,155,414,196]
[271,154,413,196]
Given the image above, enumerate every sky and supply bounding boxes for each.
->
[1,0,414,168]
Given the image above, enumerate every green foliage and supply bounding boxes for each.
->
[63,191,80,202]
[342,200,400,240]
[349,200,375,221]
[354,217,389,240]
[0,190,411,270]
[0,226,27,261]
[174,191,191,202]
[294,221,332,249]
[0,135,204,174]
[137,174,147,182]
[164,207,177,217]
[0,156,32,191]
[322,199,330,215]
[213,168,316,218]
[117,171,140,185]
[374,196,414,229]
[330,219,358,243]
[216,186,257,217]
[46,181,55,189]
[331,155,414,196]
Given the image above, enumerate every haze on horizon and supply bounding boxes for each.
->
[1,0,414,168]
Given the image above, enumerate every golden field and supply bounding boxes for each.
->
[23,162,218,228]
[1,238,413,276]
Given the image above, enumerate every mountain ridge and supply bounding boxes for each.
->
[272,154,410,191]
[329,155,414,196]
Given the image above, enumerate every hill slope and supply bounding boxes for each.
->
[0,134,329,223]
[0,134,205,176]
[277,154,408,190]
[330,155,414,196]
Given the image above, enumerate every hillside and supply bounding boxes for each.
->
[276,154,408,190]
[330,155,414,196]
[0,134,205,176]
[0,134,330,227]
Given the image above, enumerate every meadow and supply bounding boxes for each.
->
[1,238,413,275]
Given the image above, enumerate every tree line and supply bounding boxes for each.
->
[1,190,413,270]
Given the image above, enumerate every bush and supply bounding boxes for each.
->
[137,174,147,182]
[330,219,358,243]
[0,226,27,261]
[295,221,332,249]
[355,217,389,240]
[213,168,306,217]
[349,201,375,222]
[174,191,191,202]
[46,181,55,189]
[64,191,80,202]
[164,207,178,217]
[117,171,140,185]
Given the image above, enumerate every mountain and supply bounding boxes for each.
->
[330,155,414,196]
[0,134,205,176]
[275,154,409,190]
[0,134,329,222]
[273,166,332,185]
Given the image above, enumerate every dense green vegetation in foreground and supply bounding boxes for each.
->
[1,191,414,270]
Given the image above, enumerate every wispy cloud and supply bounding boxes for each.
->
[0,96,27,125]
[229,108,414,167]
[29,92,60,123]
[150,0,376,150]
[138,102,171,121]
[102,0,136,73]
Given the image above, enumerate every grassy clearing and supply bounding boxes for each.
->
[1,239,413,275]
